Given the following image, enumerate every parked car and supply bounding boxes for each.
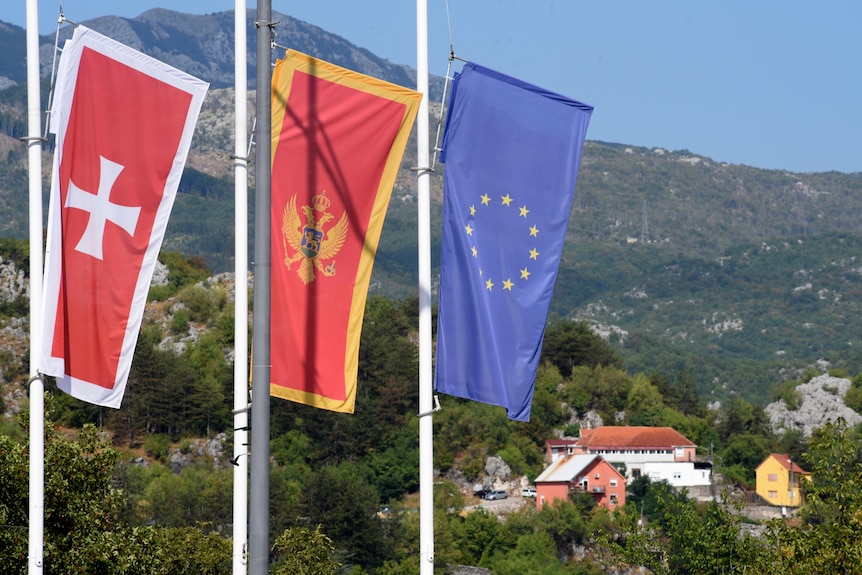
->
[473,488,491,500]
[485,489,508,500]
[521,487,537,498]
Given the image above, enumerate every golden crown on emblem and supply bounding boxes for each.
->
[312,191,331,212]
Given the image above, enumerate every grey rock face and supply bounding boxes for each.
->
[766,374,862,436]
[484,454,511,482]
[0,257,27,303]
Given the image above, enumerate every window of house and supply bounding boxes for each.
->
[675,447,684,457]
[768,491,778,499]
[768,473,777,481]
[610,479,617,487]
[594,473,600,479]
[610,494,618,504]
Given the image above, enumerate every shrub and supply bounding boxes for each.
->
[144,434,171,463]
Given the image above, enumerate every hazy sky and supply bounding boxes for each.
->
[8,1,862,173]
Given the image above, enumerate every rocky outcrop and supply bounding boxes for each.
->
[168,433,229,473]
[765,374,862,436]
[0,255,27,303]
[484,454,512,483]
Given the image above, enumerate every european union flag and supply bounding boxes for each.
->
[434,63,593,421]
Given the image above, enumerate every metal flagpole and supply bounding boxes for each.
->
[25,0,45,573]
[415,1,435,573]
[232,1,250,574]
[249,0,272,573]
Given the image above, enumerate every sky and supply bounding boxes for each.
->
[7,1,862,173]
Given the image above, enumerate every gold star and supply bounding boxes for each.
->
[465,223,473,236]
[471,246,478,257]
[503,278,514,291]
[529,248,539,260]
[501,194,513,206]
[480,194,491,206]
[520,267,531,280]
[519,205,530,218]
[529,225,539,237]
[485,278,494,291]
[469,205,476,216]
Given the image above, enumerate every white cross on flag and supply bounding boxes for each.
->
[39,27,208,408]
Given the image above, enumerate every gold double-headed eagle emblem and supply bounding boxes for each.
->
[281,191,348,284]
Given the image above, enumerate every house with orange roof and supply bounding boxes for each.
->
[755,453,810,508]
[550,426,712,488]
[534,453,626,511]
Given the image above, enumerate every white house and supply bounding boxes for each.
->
[548,426,711,488]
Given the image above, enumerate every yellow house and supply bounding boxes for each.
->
[755,453,810,508]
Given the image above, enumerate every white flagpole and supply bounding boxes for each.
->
[25,0,45,573]
[232,2,250,574]
[416,1,434,573]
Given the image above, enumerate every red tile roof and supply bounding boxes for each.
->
[769,453,809,474]
[576,426,695,449]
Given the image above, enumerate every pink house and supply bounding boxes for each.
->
[534,453,626,511]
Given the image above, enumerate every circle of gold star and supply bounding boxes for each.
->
[463,192,540,293]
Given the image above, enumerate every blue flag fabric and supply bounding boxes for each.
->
[434,63,593,421]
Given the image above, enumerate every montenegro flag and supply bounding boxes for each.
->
[270,50,421,413]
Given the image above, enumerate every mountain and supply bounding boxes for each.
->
[0,9,445,97]
[2,9,862,404]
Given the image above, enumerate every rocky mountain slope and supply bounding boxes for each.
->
[766,374,862,437]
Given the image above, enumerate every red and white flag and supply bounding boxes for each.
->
[39,27,208,408]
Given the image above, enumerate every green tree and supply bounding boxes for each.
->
[299,464,390,569]
[721,433,770,484]
[151,527,231,575]
[565,365,633,420]
[486,531,573,575]
[141,466,232,529]
[541,320,623,378]
[842,374,862,414]
[534,498,589,559]
[184,333,231,436]
[450,508,503,566]
[601,484,765,574]
[0,403,231,575]
[718,396,771,442]
[625,374,666,425]
[271,525,340,575]
[674,368,704,417]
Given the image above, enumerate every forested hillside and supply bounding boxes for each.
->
[4,245,862,574]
